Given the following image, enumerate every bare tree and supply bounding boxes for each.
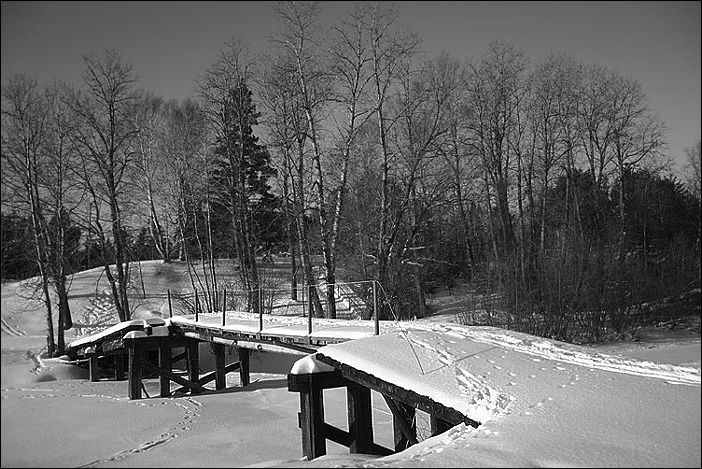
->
[132,92,174,262]
[683,139,701,201]
[464,41,527,262]
[43,80,82,351]
[364,2,420,292]
[271,1,332,317]
[160,98,208,299]
[69,49,139,322]
[606,72,666,251]
[1,74,56,354]
[259,61,302,301]
[320,3,377,317]
[197,38,263,312]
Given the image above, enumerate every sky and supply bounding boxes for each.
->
[1,1,700,175]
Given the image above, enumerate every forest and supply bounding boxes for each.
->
[1,2,700,356]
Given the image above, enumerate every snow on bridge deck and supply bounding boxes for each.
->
[169,311,390,345]
[292,322,701,467]
[67,310,391,356]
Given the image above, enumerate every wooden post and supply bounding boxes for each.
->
[308,285,313,335]
[237,347,251,386]
[167,289,173,318]
[187,339,200,393]
[299,385,326,460]
[194,290,200,321]
[126,338,143,400]
[222,289,227,326]
[347,382,373,453]
[159,341,172,397]
[238,347,250,387]
[213,343,226,390]
[89,354,99,382]
[258,292,263,332]
[114,353,125,381]
[430,415,453,436]
[373,281,379,335]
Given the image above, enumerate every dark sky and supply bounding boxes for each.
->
[2,1,700,173]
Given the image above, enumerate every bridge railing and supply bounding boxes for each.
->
[162,279,381,336]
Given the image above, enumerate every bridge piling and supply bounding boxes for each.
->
[89,354,99,382]
[238,347,250,387]
[212,343,226,390]
[159,342,172,397]
[114,353,125,381]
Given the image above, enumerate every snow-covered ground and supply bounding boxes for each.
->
[2,269,700,467]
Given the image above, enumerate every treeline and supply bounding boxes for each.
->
[2,2,700,354]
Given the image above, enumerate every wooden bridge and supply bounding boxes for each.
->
[65,309,480,461]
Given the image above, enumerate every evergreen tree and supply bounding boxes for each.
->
[209,82,279,296]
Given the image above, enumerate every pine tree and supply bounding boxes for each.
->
[209,82,278,302]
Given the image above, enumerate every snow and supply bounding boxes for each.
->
[170,311,383,342]
[289,355,336,375]
[2,272,700,468]
[299,324,700,467]
[68,317,167,349]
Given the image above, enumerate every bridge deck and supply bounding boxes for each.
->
[170,312,387,348]
[66,311,391,357]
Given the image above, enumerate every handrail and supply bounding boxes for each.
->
[165,279,381,336]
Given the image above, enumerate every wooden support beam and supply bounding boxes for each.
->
[171,350,186,364]
[322,423,392,457]
[114,353,125,381]
[187,340,200,393]
[238,347,250,387]
[126,340,143,400]
[322,423,349,446]
[384,396,417,451]
[142,361,205,393]
[194,362,241,388]
[298,386,326,460]
[430,415,454,436]
[347,382,373,454]
[288,371,347,392]
[89,355,99,382]
[212,343,226,390]
[159,342,172,397]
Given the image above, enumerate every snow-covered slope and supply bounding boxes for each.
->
[285,322,701,467]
